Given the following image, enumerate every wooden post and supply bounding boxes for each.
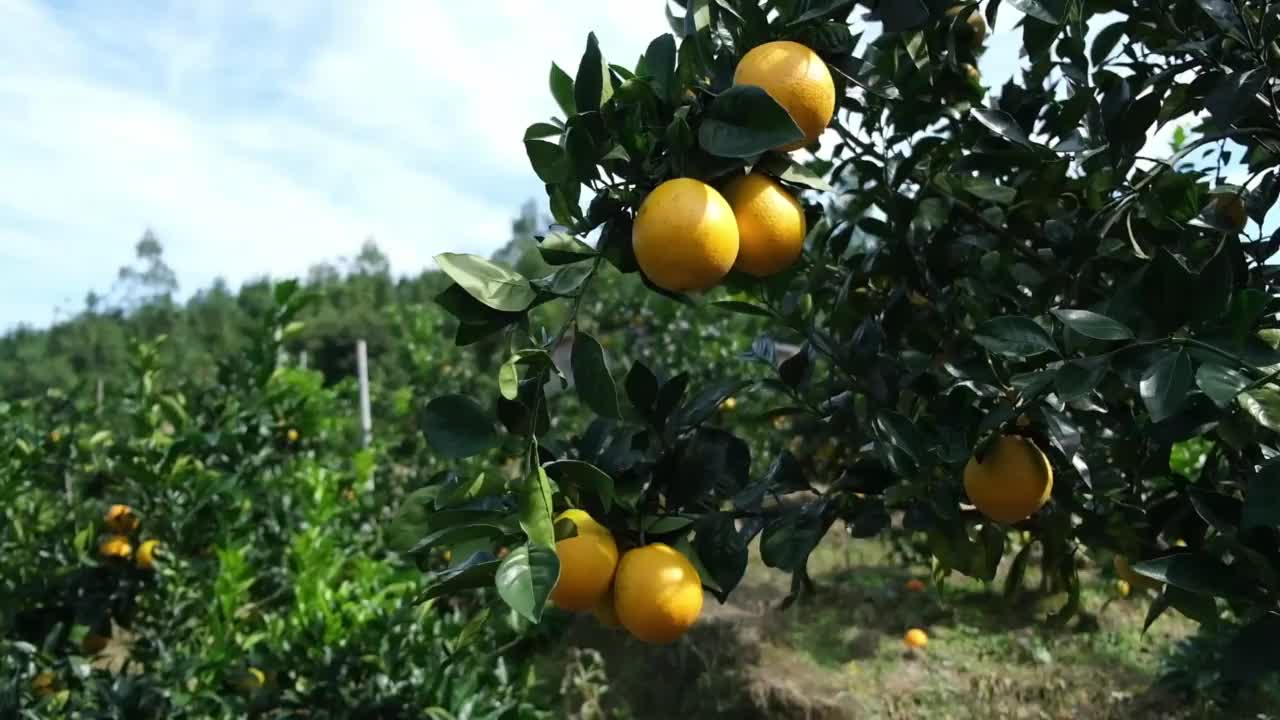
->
[357,340,372,447]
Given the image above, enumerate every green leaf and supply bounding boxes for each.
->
[873,412,929,462]
[519,464,556,549]
[624,360,659,416]
[1238,387,1280,433]
[673,380,751,431]
[972,108,1038,149]
[1055,357,1109,402]
[1243,461,1280,530]
[524,122,562,140]
[537,232,595,266]
[761,502,830,571]
[549,63,576,116]
[757,154,834,192]
[1051,309,1134,341]
[571,332,621,419]
[419,555,502,603]
[545,460,616,512]
[494,545,560,622]
[1006,0,1064,24]
[524,139,569,184]
[436,253,536,312]
[1139,351,1193,423]
[694,513,749,603]
[1194,0,1248,43]
[643,515,696,534]
[960,176,1017,205]
[422,395,498,459]
[644,33,678,104]
[1195,363,1250,407]
[1133,553,1259,601]
[574,32,613,112]
[698,85,805,158]
[974,316,1059,358]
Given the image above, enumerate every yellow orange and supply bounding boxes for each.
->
[904,628,929,649]
[733,41,836,150]
[947,6,988,48]
[722,173,806,277]
[549,509,619,612]
[632,179,739,292]
[612,543,703,644]
[593,588,621,628]
[963,435,1053,523]
[1114,555,1161,592]
[105,504,139,534]
[286,428,300,443]
[136,539,161,569]
[99,535,132,560]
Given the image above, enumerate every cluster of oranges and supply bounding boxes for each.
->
[549,509,703,644]
[97,504,162,570]
[633,41,835,293]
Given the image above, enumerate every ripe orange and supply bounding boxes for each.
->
[721,396,737,412]
[286,428,300,443]
[612,543,703,644]
[593,588,621,628]
[136,539,161,570]
[904,628,929,649]
[549,509,619,612]
[1212,194,1247,230]
[632,179,739,292]
[733,41,835,151]
[1114,579,1131,598]
[722,172,806,277]
[105,504,139,534]
[963,435,1053,523]
[905,579,926,593]
[99,535,132,560]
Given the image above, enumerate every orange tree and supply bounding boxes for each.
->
[391,0,1280,680]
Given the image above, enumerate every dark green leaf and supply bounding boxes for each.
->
[519,465,556,548]
[1133,553,1259,601]
[873,412,929,462]
[1055,357,1109,402]
[643,515,695,534]
[1051,309,1134,341]
[761,502,831,571]
[525,139,569,184]
[972,108,1038,149]
[974,316,1059,357]
[495,545,560,622]
[545,460,616,512]
[538,230,597,265]
[674,380,751,430]
[625,360,659,416]
[436,253,537,312]
[1206,68,1266,128]
[420,555,502,603]
[1244,461,1280,530]
[1195,363,1249,407]
[549,63,576,116]
[694,513,749,603]
[422,395,498,459]
[524,122,563,140]
[1139,350,1192,422]
[698,85,805,158]
[877,0,927,31]
[757,155,835,192]
[644,34,678,104]
[1195,0,1248,43]
[574,32,613,112]
[572,332,621,419]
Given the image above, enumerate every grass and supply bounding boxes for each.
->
[532,528,1272,720]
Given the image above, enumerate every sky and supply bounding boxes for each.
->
[0,1,1051,331]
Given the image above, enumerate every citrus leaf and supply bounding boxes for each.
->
[494,545,560,622]
[549,62,576,116]
[1195,363,1250,407]
[974,316,1059,358]
[422,395,498,459]
[574,32,613,112]
[435,253,536,312]
[1238,387,1280,433]
[1051,309,1134,341]
[1139,350,1192,422]
[571,332,621,419]
[1055,357,1109,402]
[537,230,596,265]
[519,464,556,549]
[524,139,569,184]
[1133,553,1259,601]
[972,108,1039,148]
[1006,0,1064,24]
[544,460,616,512]
[1243,460,1280,530]
[698,85,805,158]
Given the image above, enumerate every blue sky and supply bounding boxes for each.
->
[0,2,1062,331]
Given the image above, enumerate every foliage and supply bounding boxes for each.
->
[395,0,1280,695]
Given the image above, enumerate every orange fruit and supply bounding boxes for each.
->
[721,397,737,412]
[904,628,929,649]
[286,428,300,443]
[632,179,739,292]
[32,671,56,697]
[905,579,927,593]
[722,172,806,277]
[612,543,703,644]
[136,539,161,570]
[1114,579,1131,598]
[963,435,1053,523]
[593,588,621,628]
[549,509,619,612]
[99,535,132,560]
[105,504,139,534]
[1212,194,1247,230]
[733,41,835,151]
[962,63,982,84]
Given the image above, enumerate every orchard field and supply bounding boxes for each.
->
[6,0,1280,718]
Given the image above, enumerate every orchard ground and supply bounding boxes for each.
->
[534,527,1274,720]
